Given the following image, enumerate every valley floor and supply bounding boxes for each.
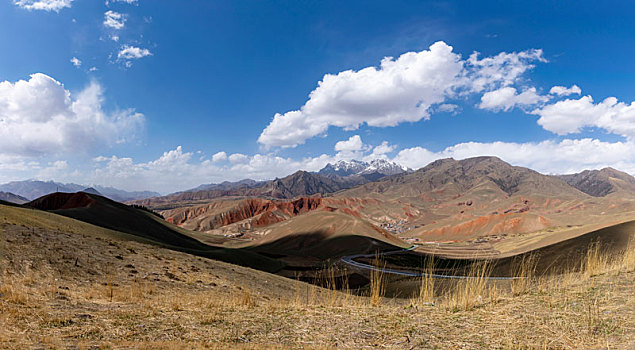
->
[1,222,634,349]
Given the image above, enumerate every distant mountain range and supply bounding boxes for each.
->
[0,191,29,204]
[0,180,160,202]
[184,179,264,193]
[7,158,635,213]
[143,156,635,246]
[131,157,635,209]
[132,159,413,206]
[180,159,410,195]
[130,170,369,207]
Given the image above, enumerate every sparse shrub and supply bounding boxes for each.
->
[510,253,537,295]
[444,260,493,311]
[0,279,29,305]
[582,241,610,278]
[369,256,385,307]
[412,255,435,307]
[129,204,165,220]
[238,287,256,308]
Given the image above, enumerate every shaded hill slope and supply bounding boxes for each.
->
[247,211,408,259]
[23,193,283,272]
[378,218,635,279]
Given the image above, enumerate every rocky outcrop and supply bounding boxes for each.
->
[559,167,635,197]
[163,197,324,231]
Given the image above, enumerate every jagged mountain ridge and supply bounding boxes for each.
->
[339,156,587,199]
[318,159,410,177]
[138,159,411,205]
[184,179,264,193]
[559,167,635,197]
[130,171,368,207]
[174,159,409,196]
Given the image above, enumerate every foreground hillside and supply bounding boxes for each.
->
[1,203,634,348]
[24,192,284,272]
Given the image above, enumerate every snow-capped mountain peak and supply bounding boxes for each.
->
[318,159,410,177]
[359,159,410,176]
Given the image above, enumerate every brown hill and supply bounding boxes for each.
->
[26,192,284,272]
[339,156,585,200]
[332,157,635,242]
[559,167,635,197]
[247,210,408,264]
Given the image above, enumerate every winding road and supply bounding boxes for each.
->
[341,246,522,280]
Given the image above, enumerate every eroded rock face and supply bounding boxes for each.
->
[421,212,551,239]
[163,197,324,231]
[558,167,635,197]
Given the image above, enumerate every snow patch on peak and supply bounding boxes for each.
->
[318,159,411,177]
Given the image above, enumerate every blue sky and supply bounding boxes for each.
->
[1,0,635,193]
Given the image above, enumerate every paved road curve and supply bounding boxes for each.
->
[341,246,522,280]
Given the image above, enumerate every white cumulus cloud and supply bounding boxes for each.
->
[117,45,152,60]
[14,0,73,12]
[258,41,547,148]
[334,135,365,153]
[362,141,397,161]
[228,153,249,164]
[550,85,582,96]
[478,87,548,112]
[532,95,635,138]
[211,151,228,162]
[104,10,126,30]
[0,73,144,157]
[393,138,635,175]
[465,49,546,93]
[70,57,82,67]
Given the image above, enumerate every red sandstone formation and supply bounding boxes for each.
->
[164,197,324,230]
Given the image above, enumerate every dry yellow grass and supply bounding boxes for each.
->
[369,257,386,307]
[1,216,634,348]
[443,260,494,311]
